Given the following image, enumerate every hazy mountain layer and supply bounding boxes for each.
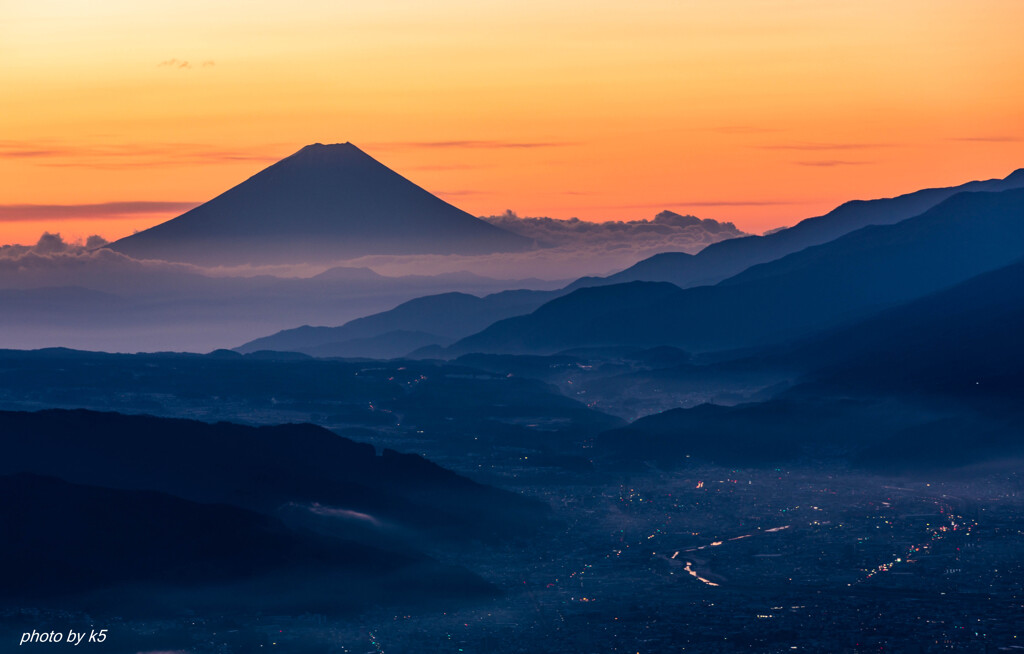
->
[594,257,1024,470]
[236,288,564,356]
[593,167,1024,289]
[786,257,1024,398]
[0,252,562,351]
[448,188,1024,355]
[235,170,1024,360]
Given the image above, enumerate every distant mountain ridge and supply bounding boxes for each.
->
[236,288,564,357]
[108,143,531,265]
[592,257,1024,471]
[788,256,1024,397]
[594,168,1024,289]
[447,187,1024,355]
[232,167,1024,359]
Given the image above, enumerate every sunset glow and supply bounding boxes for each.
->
[3,0,1023,244]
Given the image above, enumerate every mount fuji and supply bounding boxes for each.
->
[108,143,532,265]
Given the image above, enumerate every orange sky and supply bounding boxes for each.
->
[2,0,1023,246]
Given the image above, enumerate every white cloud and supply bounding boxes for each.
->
[330,210,748,279]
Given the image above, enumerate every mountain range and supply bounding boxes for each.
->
[582,167,1024,289]
[593,254,1024,471]
[236,288,565,357]
[446,187,1024,355]
[238,168,1024,360]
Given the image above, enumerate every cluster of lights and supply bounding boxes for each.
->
[855,509,977,584]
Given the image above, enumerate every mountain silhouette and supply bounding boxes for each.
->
[107,143,531,265]
[593,259,1024,471]
[0,473,495,613]
[448,188,1024,354]
[0,408,544,540]
[789,256,1024,397]
[232,168,1024,358]
[591,168,1024,289]
[236,288,564,357]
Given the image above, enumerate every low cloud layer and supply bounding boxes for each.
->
[482,210,746,252]
[0,209,749,285]
[335,211,748,280]
[0,232,107,259]
[0,218,751,351]
[0,233,207,293]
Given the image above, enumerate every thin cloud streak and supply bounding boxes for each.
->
[795,160,871,167]
[706,126,783,135]
[948,136,1022,143]
[369,140,577,150]
[157,59,215,70]
[0,149,65,158]
[755,143,892,151]
[0,202,199,221]
[36,156,280,169]
[406,164,481,171]
[435,190,488,197]
[614,200,799,209]
[0,140,284,168]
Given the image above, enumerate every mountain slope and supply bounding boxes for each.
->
[593,259,1024,471]
[594,394,1024,471]
[787,257,1024,397]
[601,168,1024,288]
[108,143,531,265]
[448,188,1024,355]
[0,409,543,539]
[0,472,498,617]
[236,288,564,356]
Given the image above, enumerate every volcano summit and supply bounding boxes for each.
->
[108,143,532,265]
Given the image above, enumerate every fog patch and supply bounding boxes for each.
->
[307,503,384,528]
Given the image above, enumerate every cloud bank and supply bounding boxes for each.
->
[482,210,745,251]
[334,211,748,280]
[1,209,748,283]
[0,232,107,259]
[0,233,208,293]
[0,216,750,351]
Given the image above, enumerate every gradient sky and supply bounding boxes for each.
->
[3,0,1023,245]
